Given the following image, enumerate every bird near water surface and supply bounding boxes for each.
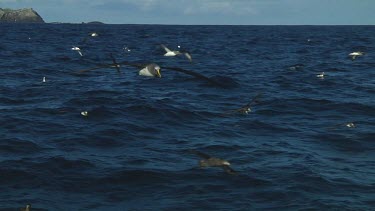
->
[190,150,237,174]
[161,44,192,62]
[20,204,31,211]
[139,63,162,78]
[348,51,364,60]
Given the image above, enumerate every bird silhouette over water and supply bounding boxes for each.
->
[190,150,237,174]
[223,92,262,115]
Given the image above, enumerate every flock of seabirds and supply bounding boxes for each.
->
[14,31,364,210]
[71,32,247,173]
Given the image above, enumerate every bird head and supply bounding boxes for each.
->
[154,65,162,78]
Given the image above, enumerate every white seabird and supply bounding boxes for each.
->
[346,122,356,128]
[348,51,364,60]
[316,72,325,79]
[139,64,162,78]
[161,44,192,62]
[71,46,83,56]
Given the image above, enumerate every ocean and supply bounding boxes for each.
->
[0,24,374,210]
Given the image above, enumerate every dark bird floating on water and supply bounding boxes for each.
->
[161,44,192,62]
[190,150,237,174]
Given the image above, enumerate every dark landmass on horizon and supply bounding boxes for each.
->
[0,8,44,23]
[0,8,105,24]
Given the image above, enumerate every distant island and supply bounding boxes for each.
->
[0,8,44,23]
[84,21,105,24]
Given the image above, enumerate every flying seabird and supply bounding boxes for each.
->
[90,32,98,37]
[223,92,262,115]
[346,122,356,128]
[348,51,364,60]
[71,46,83,57]
[161,44,192,62]
[20,204,31,211]
[328,122,356,130]
[190,150,237,174]
[80,32,99,44]
[75,55,227,87]
[139,63,161,78]
[77,54,121,74]
[316,72,325,79]
[81,111,88,117]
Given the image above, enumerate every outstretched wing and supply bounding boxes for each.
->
[163,66,224,87]
[161,44,172,53]
[222,92,262,115]
[184,52,192,62]
[222,165,237,175]
[77,65,113,73]
[73,57,225,87]
[245,92,263,107]
[190,150,211,159]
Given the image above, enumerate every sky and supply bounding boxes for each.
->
[1,0,374,25]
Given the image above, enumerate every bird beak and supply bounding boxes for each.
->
[156,69,162,78]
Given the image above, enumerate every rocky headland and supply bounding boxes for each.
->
[0,8,44,23]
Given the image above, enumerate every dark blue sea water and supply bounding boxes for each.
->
[0,24,374,210]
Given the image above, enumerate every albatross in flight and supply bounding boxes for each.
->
[71,46,83,57]
[190,150,237,174]
[223,92,262,115]
[139,63,162,78]
[161,44,192,62]
[75,55,226,87]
